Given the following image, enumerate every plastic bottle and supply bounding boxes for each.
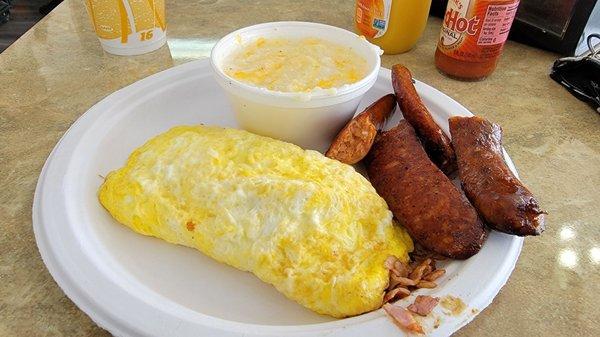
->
[435,0,520,80]
[355,0,433,54]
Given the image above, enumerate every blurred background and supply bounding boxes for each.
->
[0,0,61,52]
[0,0,598,54]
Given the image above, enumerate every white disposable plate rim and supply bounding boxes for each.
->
[33,58,523,337]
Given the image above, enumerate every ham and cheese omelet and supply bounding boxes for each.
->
[98,125,412,318]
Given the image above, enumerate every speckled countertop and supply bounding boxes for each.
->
[1,0,599,336]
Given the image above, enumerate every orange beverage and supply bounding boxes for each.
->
[355,0,432,54]
[435,0,520,80]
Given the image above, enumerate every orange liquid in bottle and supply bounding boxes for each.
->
[355,0,432,54]
[435,0,520,80]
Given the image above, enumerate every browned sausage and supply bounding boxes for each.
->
[449,116,546,236]
[391,64,457,175]
[326,94,396,164]
[365,120,487,259]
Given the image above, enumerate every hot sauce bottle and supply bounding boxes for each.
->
[435,0,520,80]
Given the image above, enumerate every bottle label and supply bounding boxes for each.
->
[356,0,393,39]
[438,0,519,62]
[477,3,519,45]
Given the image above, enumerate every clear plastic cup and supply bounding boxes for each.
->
[84,0,167,56]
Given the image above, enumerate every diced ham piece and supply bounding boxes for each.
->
[385,256,398,270]
[383,287,410,303]
[383,303,424,334]
[393,260,410,278]
[407,295,440,316]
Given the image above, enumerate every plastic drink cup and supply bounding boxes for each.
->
[84,0,167,56]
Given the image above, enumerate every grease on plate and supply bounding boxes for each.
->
[440,295,467,316]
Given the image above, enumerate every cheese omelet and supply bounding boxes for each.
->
[98,125,413,318]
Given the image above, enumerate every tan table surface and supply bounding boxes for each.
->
[1,0,599,336]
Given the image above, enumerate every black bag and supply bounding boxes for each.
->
[550,34,600,113]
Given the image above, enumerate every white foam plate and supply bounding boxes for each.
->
[33,59,523,337]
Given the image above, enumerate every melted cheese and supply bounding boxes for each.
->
[223,37,368,92]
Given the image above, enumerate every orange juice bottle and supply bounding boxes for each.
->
[355,0,433,54]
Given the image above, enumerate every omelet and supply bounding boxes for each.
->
[98,125,413,318]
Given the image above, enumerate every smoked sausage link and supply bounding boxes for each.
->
[391,64,457,175]
[365,120,487,259]
[326,94,396,164]
[449,116,546,236]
